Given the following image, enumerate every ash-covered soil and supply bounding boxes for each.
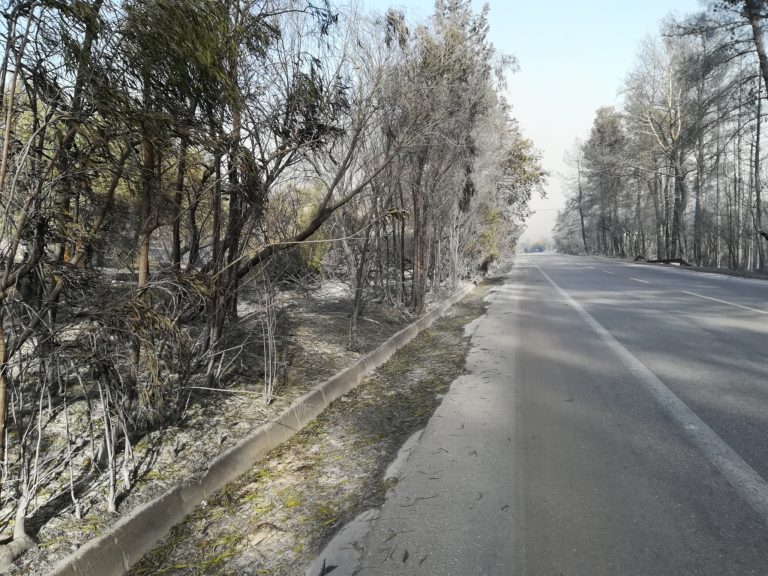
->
[13,277,491,575]
[127,279,496,576]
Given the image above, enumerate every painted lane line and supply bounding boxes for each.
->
[530,258,768,524]
[611,259,768,287]
[681,291,768,315]
[630,277,651,284]
[603,271,616,275]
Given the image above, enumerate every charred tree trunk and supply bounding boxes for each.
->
[670,162,687,260]
[132,126,155,395]
[745,0,768,98]
[755,90,765,270]
[172,137,188,270]
[410,153,429,314]
[349,225,373,345]
[577,169,589,254]
[694,135,705,266]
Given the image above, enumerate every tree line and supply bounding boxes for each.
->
[554,0,768,271]
[0,0,543,565]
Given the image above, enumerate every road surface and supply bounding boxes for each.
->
[353,254,768,575]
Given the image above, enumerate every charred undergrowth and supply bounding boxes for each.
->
[128,279,495,576]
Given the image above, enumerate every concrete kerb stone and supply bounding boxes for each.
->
[51,487,188,576]
[415,309,440,331]
[392,322,419,349]
[362,339,397,373]
[50,281,477,576]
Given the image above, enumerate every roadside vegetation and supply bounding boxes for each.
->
[128,278,498,576]
[0,0,543,570]
[554,0,768,272]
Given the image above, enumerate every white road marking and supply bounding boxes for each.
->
[630,277,651,284]
[531,258,768,524]
[680,291,768,315]
[603,271,615,275]
[615,259,768,287]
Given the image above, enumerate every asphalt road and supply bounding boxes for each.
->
[354,254,768,575]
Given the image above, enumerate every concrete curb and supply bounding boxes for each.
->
[50,282,477,576]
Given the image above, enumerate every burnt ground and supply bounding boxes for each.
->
[12,275,497,575]
[127,278,498,576]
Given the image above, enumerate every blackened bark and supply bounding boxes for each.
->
[172,138,188,270]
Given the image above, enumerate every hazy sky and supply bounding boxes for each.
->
[359,0,704,242]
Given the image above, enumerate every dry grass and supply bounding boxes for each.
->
[12,278,495,575]
[129,280,495,576]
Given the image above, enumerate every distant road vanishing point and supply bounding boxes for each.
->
[354,254,768,576]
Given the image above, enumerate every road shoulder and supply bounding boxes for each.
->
[128,279,498,576]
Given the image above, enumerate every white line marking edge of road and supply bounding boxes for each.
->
[529,258,768,524]
[630,277,651,284]
[613,259,768,287]
[680,290,768,315]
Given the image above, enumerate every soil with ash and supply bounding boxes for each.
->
[12,277,491,575]
[127,279,496,576]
